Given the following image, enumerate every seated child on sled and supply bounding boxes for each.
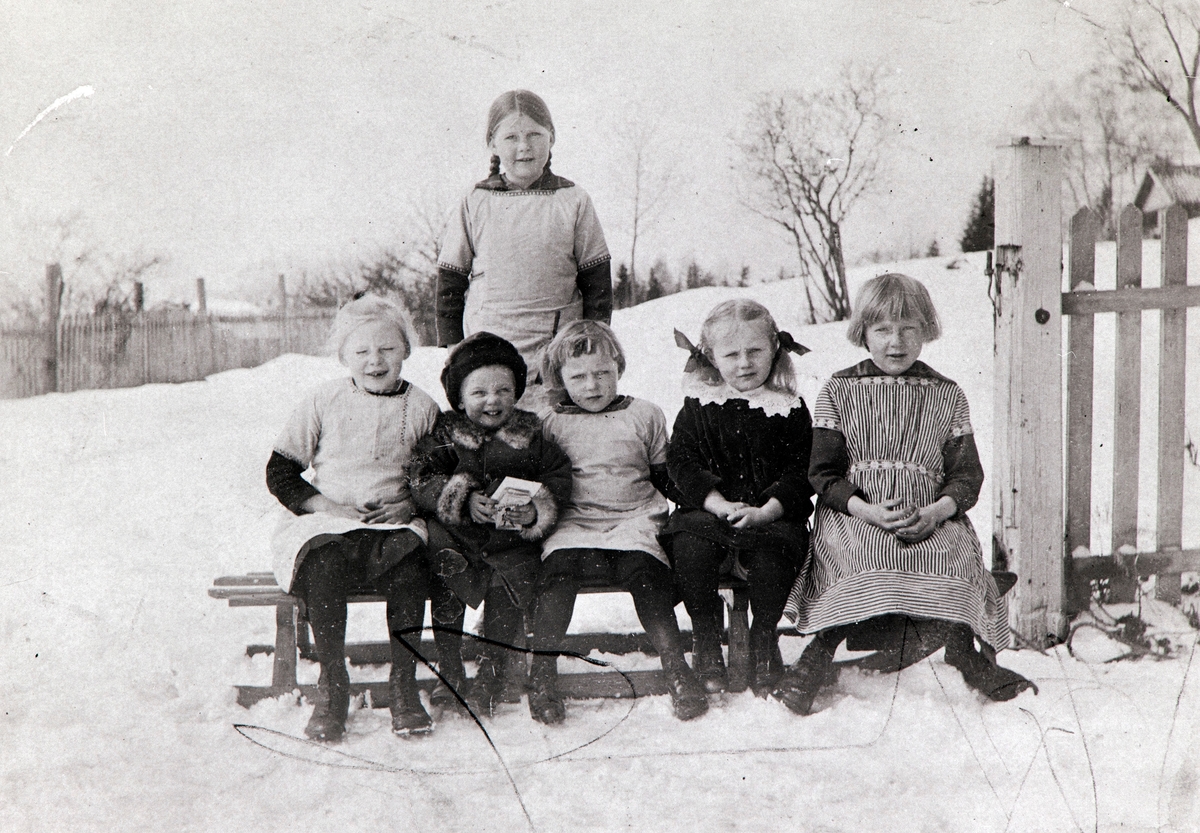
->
[664,299,814,698]
[407,332,572,717]
[774,273,1036,715]
[266,295,440,741]
[527,320,708,724]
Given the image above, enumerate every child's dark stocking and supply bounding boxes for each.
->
[623,556,708,721]
[293,543,351,742]
[773,627,845,716]
[673,533,728,692]
[743,547,799,697]
[428,574,468,713]
[528,554,579,724]
[467,585,523,717]
[944,624,1038,701]
[378,554,432,735]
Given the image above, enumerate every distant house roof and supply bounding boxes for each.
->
[1134,163,1200,216]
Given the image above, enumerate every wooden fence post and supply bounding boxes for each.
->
[1155,205,1188,603]
[196,278,207,314]
[44,263,63,394]
[992,138,1066,646]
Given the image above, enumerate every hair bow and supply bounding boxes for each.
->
[673,329,713,373]
[777,330,811,357]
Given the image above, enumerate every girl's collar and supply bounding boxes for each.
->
[682,376,801,417]
[835,359,950,382]
[475,168,575,192]
[551,394,633,415]
[349,379,409,397]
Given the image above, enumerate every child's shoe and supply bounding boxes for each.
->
[430,665,469,715]
[691,638,728,694]
[389,666,433,736]
[527,659,566,725]
[944,628,1037,702]
[464,658,504,718]
[305,663,350,742]
[749,631,785,699]
[665,666,709,721]
[772,636,837,716]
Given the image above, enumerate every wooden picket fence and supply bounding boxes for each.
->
[0,309,336,399]
[991,141,1198,644]
[1064,203,1200,607]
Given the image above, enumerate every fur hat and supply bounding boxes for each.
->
[441,332,528,411]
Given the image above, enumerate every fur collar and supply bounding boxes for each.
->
[437,408,542,450]
[682,374,802,418]
[474,169,575,192]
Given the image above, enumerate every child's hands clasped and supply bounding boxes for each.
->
[362,498,415,525]
[849,496,957,543]
[704,491,784,530]
[468,492,497,524]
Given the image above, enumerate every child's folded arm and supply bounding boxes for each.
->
[808,427,867,515]
[649,463,682,504]
[514,435,571,541]
[666,403,723,509]
[937,433,983,518]
[266,450,320,515]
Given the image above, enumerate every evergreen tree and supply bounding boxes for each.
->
[959,176,994,253]
[613,262,633,309]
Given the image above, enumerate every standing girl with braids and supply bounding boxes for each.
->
[437,90,612,401]
[664,299,814,698]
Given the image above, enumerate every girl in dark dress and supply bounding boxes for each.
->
[664,300,813,697]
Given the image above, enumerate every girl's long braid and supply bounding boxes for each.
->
[489,154,501,177]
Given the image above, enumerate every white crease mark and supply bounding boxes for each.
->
[6,86,94,157]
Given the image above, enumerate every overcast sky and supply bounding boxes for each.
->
[1,0,1121,306]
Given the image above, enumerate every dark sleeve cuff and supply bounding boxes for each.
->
[938,433,984,516]
[266,451,319,515]
[436,267,469,346]
[576,260,612,324]
[649,463,676,503]
[822,479,866,515]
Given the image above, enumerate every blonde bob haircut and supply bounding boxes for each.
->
[541,319,626,391]
[846,273,942,348]
[326,294,416,364]
[697,299,797,396]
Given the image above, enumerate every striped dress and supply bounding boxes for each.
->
[783,360,1009,650]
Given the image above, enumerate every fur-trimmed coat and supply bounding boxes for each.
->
[408,408,572,553]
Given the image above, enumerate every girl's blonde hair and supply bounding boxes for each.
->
[846,273,942,348]
[697,299,797,395]
[485,90,555,178]
[541,319,626,392]
[326,294,416,364]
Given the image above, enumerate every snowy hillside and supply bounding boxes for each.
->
[2,253,1198,832]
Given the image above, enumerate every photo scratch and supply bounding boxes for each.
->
[6,85,94,157]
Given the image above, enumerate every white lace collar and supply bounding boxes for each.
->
[682,376,802,417]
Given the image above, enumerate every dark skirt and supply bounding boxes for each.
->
[662,509,808,566]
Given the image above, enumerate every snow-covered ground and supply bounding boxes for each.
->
[2,252,1199,832]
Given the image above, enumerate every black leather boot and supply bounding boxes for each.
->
[389,664,433,736]
[944,625,1037,702]
[664,663,709,721]
[749,629,785,698]
[526,656,566,725]
[305,662,350,742]
[772,631,838,716]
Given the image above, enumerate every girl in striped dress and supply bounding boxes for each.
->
[774,274,1035,715]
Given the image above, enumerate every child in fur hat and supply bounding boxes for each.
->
[408,332,572,717]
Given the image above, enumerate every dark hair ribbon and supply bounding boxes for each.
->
[673,329,713,373]
[777,330,811,357]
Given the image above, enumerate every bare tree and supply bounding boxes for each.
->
[1115,0,1200,157]
[616,116,675,293]
[1027,63,1176,238]
[739,65,890,321]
